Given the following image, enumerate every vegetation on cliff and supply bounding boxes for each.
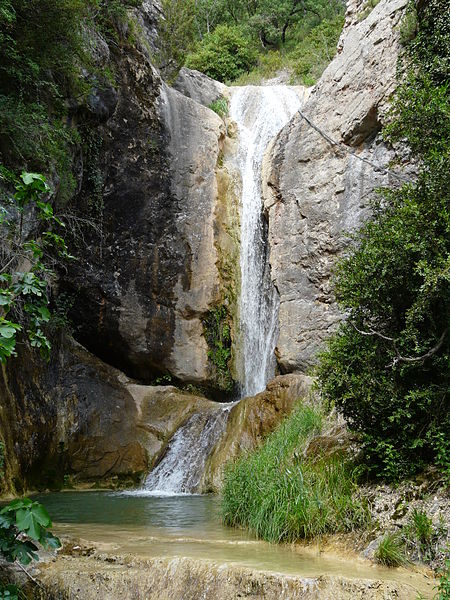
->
[0,0,139,182]
[158,0,345,83]
[0,170,75,363]
[317,0,449,482]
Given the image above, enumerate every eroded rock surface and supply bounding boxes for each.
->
[265,0,409,372]
[36,554,430,600]
[0,338,214,493]
[63,20,228,390]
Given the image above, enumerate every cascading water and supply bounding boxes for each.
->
[143,402,235,494]
[141,85,303,495]
[231,86,302,398]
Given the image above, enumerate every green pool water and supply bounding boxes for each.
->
[34,491,435,597]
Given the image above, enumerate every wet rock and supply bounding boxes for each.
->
[303,421,351,462]
[0,339,307,495]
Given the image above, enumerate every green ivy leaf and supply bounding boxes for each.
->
[37,305,50,322]
[0,321,20,339]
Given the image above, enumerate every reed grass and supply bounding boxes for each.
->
[222,404,370,542]
[375,533,407,567]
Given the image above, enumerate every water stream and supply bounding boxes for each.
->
[231,86,303,398]
[143,403,235,494]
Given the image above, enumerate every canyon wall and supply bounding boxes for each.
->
[265,0,409,372]
[0,0,409,493]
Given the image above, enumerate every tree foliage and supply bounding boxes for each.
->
[186,24,258,82]
[317,0,450,481]
[0,0,139,176]
[160,0,344,81]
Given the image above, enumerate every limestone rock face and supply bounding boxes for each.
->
[265,0,408,372]
[173,67,228,108]
[0,338,214,493]
[63,30,227,388]
[160,85,225,382]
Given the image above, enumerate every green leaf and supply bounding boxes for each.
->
[20,172,47,188]
[0,292,13,307]
[40,530,61,550]
[0,320,20,339]
[37,305,50,322]
[15,502,51,540]
[0,514,13,529]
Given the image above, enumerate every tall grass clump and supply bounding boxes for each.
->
[375,533,407,567]
[222,403,369,542]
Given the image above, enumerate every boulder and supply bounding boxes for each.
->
[173,67,229,108]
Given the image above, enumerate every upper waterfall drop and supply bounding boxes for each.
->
[231,85,303,398]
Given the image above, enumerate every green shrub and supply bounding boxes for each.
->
[291,16,344,84]
[0,498,61,565]
[222,404,369,542]
[375,533,407,567]
[317,0,450,481]
[186,24,258,83]
[202,305,233,392]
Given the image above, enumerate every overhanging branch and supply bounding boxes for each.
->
[350,322,447,367]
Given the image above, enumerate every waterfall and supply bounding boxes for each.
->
[143,402,235,495]
[140,85,304,496]
[231,86,302,398]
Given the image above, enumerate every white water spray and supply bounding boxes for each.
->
[231,86,302,397]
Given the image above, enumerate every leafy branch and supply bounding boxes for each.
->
[0,168,74,362]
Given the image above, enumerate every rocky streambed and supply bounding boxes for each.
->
[35,552,435,600]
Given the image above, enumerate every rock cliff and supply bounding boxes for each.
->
[61,6,233,391]
[264,0,409,372]
[0,0,410,494]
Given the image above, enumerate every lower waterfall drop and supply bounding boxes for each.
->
[231,86,302,398]
[143,402,235,494]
